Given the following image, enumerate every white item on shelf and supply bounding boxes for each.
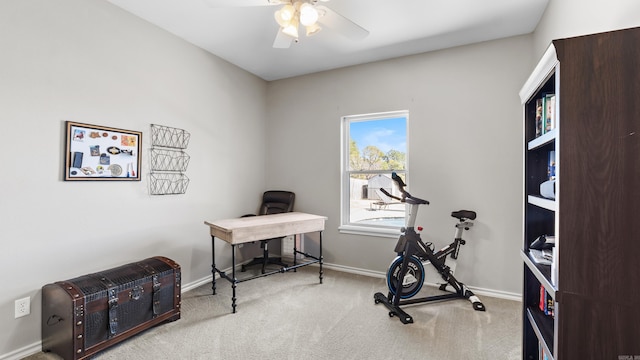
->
[530,249,552,265]
[540,179,556,199]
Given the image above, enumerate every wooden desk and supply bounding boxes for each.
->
[204,212,327,313]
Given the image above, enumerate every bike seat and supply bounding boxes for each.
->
[451,210,476,221]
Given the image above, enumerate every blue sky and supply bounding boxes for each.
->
[350,117,406,153]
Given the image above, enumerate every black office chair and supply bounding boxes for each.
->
[241,190,295,274]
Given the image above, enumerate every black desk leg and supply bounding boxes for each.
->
[293,234,298,272]
[319,231,323,284]
[231,244,237,313]
[211,235,216,295]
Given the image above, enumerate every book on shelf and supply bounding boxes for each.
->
[538,342,551,360]
[538,342,542,360]
[546,292,554,317]
[533,94,556,138]
[539,285,555,317]
[544,94,556,133]
[535,98,544,138]
[548,151,556,180]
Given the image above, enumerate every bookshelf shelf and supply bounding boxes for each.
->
[520,27,640,360]
[521,251,556,297]
[527,195,556,212]
[528,128,556,150]
[526,308,555,360]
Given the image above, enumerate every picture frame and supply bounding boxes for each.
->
[64,121,142,181]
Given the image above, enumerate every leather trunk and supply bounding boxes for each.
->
[42,256,181,360]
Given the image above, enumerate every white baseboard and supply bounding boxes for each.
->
[463,285,521,302]
[0,342,42,360]
[182,259,265,293]
[319,261,387,278]
[6,261,520,360]
[182,274,214,293]
[288,259,522,302]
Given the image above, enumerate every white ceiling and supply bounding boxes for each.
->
[106,0,549,81]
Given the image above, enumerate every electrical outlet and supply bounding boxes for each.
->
[15,297,30,318]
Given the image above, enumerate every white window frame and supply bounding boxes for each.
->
[339,110,409,238]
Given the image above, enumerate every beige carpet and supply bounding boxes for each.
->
[26,266,521,360]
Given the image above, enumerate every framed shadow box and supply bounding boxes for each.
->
[64,121,142,181]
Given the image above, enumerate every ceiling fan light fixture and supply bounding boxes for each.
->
[281,16,299,39]
[299,2,319,26]
[274,4,295,27]
[305,23,321,36]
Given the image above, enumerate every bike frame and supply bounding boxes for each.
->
[374,173,484,324]
[400,201,472,266]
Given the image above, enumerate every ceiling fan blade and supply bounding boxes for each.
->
[317,5,369,40]
[202,0,285,8]
[273,29,294,48]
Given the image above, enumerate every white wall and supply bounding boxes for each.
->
[4,0,640,358]
[0,0,267,357]
[265,35,534,296]
[261,0,640,301]
[533,0,640,62]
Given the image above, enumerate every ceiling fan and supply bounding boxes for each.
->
[204,0,369,48]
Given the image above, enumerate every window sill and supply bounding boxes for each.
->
[338,225,401,238]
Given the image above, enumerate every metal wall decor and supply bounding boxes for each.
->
[149,124,190,195]
[64,121,142,181]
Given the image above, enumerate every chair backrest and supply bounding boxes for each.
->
[258,191,295,215]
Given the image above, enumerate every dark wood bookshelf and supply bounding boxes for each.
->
[519,26,640,360]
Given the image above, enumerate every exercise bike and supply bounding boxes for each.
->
[374,172,485,324]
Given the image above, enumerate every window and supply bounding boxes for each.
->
[340,111,408,237]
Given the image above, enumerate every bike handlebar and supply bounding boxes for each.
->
[386,172,429,205]
[379,188,402,201]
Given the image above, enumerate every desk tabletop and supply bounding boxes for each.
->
[204,212,327,245]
